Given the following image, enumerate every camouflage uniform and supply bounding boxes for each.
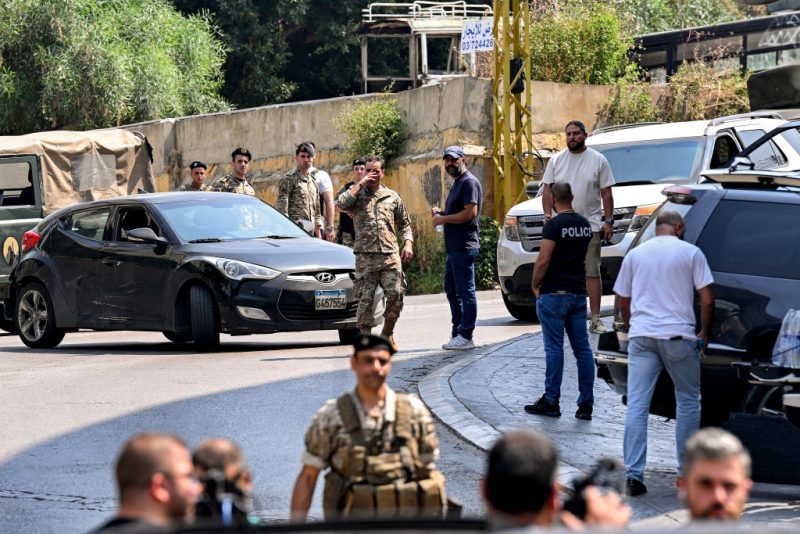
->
[211,174,255,196]
[336,185,413,333]
[179,182,210,192]
[301,386,443,519]
[276,169,323,229]
[335,181,356,249]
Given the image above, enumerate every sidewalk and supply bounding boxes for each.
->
[419,317,800,527]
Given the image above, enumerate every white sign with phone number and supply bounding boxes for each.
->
[460,18,494,53]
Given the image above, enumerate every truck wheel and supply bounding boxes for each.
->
[16,282,65,349]
[338,328,361,345]
[190,285,219,351]
[502,291,539,323]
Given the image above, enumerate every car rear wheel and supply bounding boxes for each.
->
[190,285,219,351]
[502,291,539,323]
[163,331,192,344]
[16,282,65,349]
[338,328,361,345]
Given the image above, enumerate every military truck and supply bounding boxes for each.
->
[0,129,155,331]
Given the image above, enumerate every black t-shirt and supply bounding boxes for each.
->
[337,181,355,241]
[443,170,483,252]
[540,212,592,295]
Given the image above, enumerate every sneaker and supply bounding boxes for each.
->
[524,396,561,417]
[575,403,593,420]
[442,334,475,350]
[625,478,647,497]
[590,315,609,334]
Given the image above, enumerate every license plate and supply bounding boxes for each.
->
[314,289,347,310]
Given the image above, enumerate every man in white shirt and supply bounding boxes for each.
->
[613,210,715,497]
[304,141,335,241]
[542,120,615,333]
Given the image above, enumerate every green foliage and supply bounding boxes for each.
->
[598,64,660,126]
[660,61,750,122]
[0,0,229,134]
[475,216,499,291]
[333,95,405,162]
[530,2,632,85]
[611,0,765,35]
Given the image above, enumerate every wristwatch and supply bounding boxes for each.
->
[603,220,613,226]
[325,225,334,231]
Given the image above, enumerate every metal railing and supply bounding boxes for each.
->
[362,1,492,22]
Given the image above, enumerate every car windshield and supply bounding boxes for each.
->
[158,196,309,243]
[591,137,705,185]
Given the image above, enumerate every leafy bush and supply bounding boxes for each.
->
[598,65,660,126]
[333,95,405,162]
[0,0,230,134]
[475,216,500,290]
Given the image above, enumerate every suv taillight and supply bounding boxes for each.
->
[21,230,41,251]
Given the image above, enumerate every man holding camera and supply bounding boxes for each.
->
[290,333,445,521]
[193,438,258,526]
[483,429,630,530]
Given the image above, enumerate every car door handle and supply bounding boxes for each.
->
[100,257,120,266]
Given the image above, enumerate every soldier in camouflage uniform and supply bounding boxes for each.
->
[335,158,367,248]
[276,142,322,238]
[179,161,211,191]
[290,334,445,521]
[335,156,413,350]
[210,148,256,196]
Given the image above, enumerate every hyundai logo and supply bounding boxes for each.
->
[315,272,336,284]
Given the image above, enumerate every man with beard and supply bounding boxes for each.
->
[277,142,323,238]
[678,428,752,522]
[542,120,615,333]
[432,146,483,350]
[93,433,203,532]
[290,334,445,521]
[211,148,256,196]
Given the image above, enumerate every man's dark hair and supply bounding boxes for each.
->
[565,120,586,134]
[193,438,247,475]
[485,430,558,515]
[296,142,315,156]
[551,182,573,204]
[365,155,384,169]
[231,148,252,162]
[116,433,187,500]
[353,158,367,167]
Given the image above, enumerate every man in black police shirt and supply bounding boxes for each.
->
[526,182,596,420]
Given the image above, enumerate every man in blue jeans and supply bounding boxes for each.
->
[614,210,714,497]
[432,145,483,350]
[525,182,595,420]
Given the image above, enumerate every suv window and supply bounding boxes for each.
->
[592,138,704,184]
[738,130,786,170]
[709,135,738,169]
[697,199,800,279]
[64,208,112,241]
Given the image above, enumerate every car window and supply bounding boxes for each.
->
[63,207,112,241]
[0,161,35,206]
[158,196,309,242]
[114,206,161,242]
[591,138,704,184]
[737,129,786,170]
[697,199,800,279]
[709,135,739,169]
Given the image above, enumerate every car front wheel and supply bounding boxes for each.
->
[190,285,219,351]
[16,282,65,349]
[502,291,539,323]
[163,331,192,344]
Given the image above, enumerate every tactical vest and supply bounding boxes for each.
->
[322,393,446,520]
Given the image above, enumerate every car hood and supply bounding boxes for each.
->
[506,183,670,216]
[180,237,356,272]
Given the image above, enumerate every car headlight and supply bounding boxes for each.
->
[628,203,661,232]
[504,216,520,241]
[202,256,281,281]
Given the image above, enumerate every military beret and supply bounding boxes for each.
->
[296,142,315,157]
[231,147,252,161]
[353,333,396,356]
[189,161,207,170]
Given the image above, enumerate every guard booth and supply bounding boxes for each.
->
[359,1,492,93]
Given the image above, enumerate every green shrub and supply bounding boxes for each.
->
[333,95,405,161]
[598,65,660,127]
[475,216,500,291]
[660,60,750,122]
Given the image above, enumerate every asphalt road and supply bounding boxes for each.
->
[0,290,535,533]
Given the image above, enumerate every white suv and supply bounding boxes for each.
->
[497,112,800,321]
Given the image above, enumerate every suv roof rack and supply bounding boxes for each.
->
[707,111,785,126]
[591,122,663,135]
[701,168,800,187]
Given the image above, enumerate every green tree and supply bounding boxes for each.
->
[0,0,229,135]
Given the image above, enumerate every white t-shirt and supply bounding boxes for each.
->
[312,168,333,194]
[613,235,714,340]
[542,147,615,231]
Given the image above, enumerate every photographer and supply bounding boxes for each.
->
[483,430,630,530]
[192,438,258,526]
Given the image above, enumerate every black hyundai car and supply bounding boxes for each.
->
[6,193,382,351]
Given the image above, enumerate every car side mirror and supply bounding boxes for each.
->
[296,219,315,235]
[128,227,168,245]
[525,181,541,198]
[729,156,755,171]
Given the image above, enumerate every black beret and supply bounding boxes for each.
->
[231,147,252,161]
[189,161,207,170]
[353,333,396,355]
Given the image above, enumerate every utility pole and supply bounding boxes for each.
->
[492,0,534,221]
